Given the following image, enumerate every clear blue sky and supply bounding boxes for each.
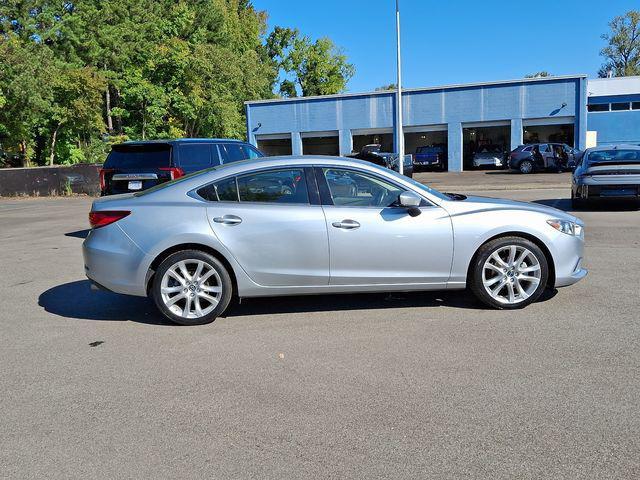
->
[253,0,639,93]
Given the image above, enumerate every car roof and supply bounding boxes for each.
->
[138,155,410,199]
[584,144,640,152]
[119,138,247,146]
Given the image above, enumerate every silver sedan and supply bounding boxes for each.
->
[83,156,587,325]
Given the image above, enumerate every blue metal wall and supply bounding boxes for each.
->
[587,94,640,145]
[246,76,587,171]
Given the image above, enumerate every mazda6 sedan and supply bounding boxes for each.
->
[83,156,587,325]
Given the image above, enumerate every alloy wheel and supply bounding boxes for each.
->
[482,245,542,305]
[160,259,223,319]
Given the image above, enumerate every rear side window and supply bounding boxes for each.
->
[197,177,238,202]
[105,144,171,168]
[221,143,262,163]
[237,168,309,204]
[178,144,221,170]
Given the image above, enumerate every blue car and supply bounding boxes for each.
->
[100,138,263,196]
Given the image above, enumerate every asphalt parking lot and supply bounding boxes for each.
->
[1,179,639,479]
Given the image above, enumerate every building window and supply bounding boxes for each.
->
[587,103,609,112]
[632,102,640,110]
[611,102,631,111]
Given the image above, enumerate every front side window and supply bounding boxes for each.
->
[221,143,262,163]
[323,168,405,207]
[237,168,309,204]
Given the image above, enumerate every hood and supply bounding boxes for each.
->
[440,194,577,222]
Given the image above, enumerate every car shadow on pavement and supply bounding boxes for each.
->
[533,198,640,213]
[38,280,172,325]
[224,288,557,317]
[39,280,558,324]
[64,229,91,239]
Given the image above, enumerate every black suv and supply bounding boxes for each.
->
[100,139,264,195]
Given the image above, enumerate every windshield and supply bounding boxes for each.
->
[365,162,450,201]
[586,149,640,164]
[417,146,443,153]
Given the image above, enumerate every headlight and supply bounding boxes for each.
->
[547,219,583,236]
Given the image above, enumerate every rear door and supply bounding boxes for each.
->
[201,166,329,287]
[175,143,221,174]
[103,143,173,195]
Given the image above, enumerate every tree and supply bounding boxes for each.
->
[375,83,397,91]
[525,72,551,78]
[267,28,355,97]
[599,10,640,77]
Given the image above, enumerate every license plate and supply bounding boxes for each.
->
[128,181,142,190]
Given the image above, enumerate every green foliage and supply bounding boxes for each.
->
[375,84,397,91]
[599,10,640,77]
[267,28,355,97]
[0,1,354,166]
[525,72,551,78]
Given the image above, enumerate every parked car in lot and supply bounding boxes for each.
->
[472,145,506,169]
[349,144,413,177]
[83,156,587,325]
[99,138,263,196]
[572,144,640,208]
[509,143,579,174]
[412,145,447,171]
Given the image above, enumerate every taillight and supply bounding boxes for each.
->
[159,167,184,180]
[99,168,114,191]
[89,210,131,229]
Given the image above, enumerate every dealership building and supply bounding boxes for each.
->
[245,75,640,171]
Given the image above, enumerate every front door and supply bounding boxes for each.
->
[317,167,453,285]
[205,167,329,287]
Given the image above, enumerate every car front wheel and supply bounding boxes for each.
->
[469,237,549,309]
[152,250,233,325]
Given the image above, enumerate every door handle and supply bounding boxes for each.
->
[332,219,360,230]
[213,215,242,226]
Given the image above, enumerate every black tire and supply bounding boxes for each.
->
[571,190,586,210]
[469,236,549,310]
[519,160,534,174]
[152,250,233,326]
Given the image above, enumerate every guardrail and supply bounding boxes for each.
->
[0,164,101,197]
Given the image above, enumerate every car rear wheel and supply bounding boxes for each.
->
[152,250,232,325]
[469,237,548,309]
[519,160,534,174]
[571,190,587,209]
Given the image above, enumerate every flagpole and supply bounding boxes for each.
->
[395,0,404,175]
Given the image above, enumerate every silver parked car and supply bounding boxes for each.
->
[472,145,505,168]
[571,144,640,208]
[83,156,587,325]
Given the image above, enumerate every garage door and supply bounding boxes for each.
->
[302,131,339,155]
[256,135,293,156]
[463,122,510,170]
[404,126,448,171]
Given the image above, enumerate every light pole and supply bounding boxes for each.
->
[395,0,404,175]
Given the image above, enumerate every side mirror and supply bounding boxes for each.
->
[398,191,422,217]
